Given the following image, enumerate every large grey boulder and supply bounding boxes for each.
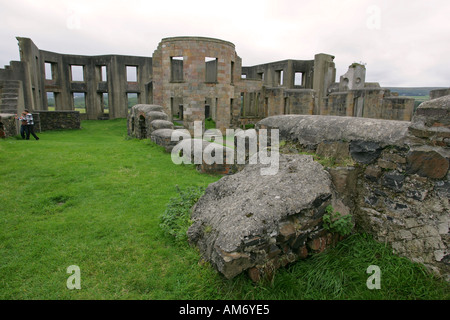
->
[187,154,340,280]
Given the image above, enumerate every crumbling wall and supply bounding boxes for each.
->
[321,88,414,121]
[152,37,240,133]
[0,80,25,115]
[380,97,415,121]
[430,88,450,100]
[256,96,449,280]
[0,114,17,138]
[13,37,152,119]
[36,111,81,131]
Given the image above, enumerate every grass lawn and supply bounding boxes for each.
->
[0,119,448,300]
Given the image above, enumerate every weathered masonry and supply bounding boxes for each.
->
[187,94,449,281]
[1,36,416,133]
[0,37,152,120]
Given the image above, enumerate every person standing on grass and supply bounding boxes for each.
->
[14,111,28,139]
[24,109,39,140]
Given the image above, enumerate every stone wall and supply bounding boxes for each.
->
[380,97,415,121]
[0,111,80,136]
[321,88,414,121]
[256,95,449,280]
[430,88,450,100]
[0,113,17,138]
[152,37,240,133]
[15,37,152,120]
[35,111,81,132]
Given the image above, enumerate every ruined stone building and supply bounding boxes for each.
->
[1,36,414,134]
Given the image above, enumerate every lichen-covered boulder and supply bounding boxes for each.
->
[187,154,344,280]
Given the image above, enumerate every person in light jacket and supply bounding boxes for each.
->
[24,109,39,140]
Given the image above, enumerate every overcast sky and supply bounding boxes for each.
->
[0,0,449,87]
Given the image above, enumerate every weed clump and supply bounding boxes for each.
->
[159,185,205,243]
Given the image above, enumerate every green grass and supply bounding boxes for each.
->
[205,118,216,130]
[0,119,448,300]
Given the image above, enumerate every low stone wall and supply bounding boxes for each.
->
[35,110,81,132]
[129,104,238,175]
[256,95,449,280]
[0,113,17,137]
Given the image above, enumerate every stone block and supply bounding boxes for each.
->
[328,166,358,196]
[297,245,309,259]
[410,225,440,238]
[406,150,449,179]
[350,140,382,164]
[150,128,190,152]
[382,172,405,192]
[383,153,406,164]
[378,159,397,170]
[187,154,335,279]
[316,141,350,161]
[364,165,382,182]
[277,223,296,243]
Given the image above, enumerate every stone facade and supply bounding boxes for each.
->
[2,36,416,133]
[322,64,414,121]
[152,37,240,134]
[0,37,152,120]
